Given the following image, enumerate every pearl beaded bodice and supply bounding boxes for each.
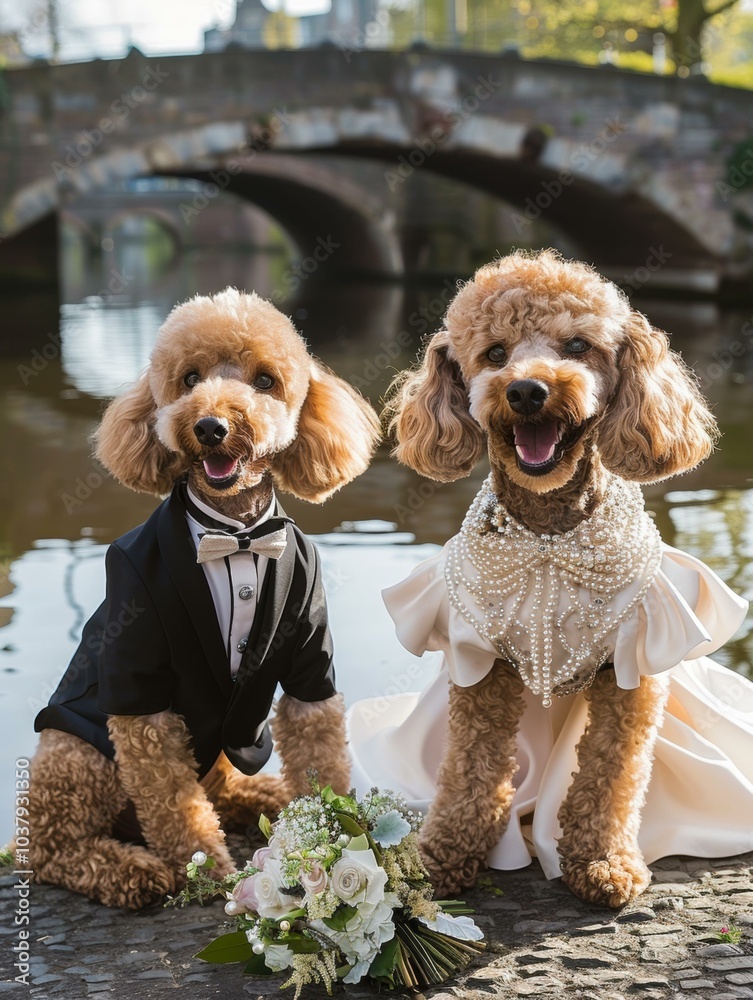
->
[445,474,664,706]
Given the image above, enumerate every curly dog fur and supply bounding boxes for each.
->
[28,289,379,909]
[386,250,716,907]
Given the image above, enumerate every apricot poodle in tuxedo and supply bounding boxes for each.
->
[384,250,719,907]
[27,289,379,909]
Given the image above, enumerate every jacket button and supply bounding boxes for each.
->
[239,585,254,600]
[237,637,248,652]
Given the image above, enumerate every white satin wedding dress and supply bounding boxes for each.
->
[348,531,753,879]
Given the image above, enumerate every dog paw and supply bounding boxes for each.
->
[560,852,651,908]
[98,853,178,909]
[419,843,482,898]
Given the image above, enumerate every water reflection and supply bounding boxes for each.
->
[1,241,752,839]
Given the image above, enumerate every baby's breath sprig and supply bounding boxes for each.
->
[358,787,423,833]
[166,852,246,908]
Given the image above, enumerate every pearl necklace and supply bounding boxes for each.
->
[445,474,663,706]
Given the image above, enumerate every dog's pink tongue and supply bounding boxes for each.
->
[514,422,560,466]
[203,455,238,480]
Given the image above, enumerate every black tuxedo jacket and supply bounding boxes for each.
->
[34,486,337,778]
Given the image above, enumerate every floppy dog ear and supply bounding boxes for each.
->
[94,373,187,496]
[270,363,380,503]
[597,311,718,483]
[384,330,484,482]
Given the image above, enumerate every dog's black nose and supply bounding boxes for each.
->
[506,379,549,415]
[194,417,228,446]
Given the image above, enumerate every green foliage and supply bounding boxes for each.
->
[705,10,753,88]
[368,937,400,984]
[322,905,359,931]
[243,953,275,976]
[259,813,273,840]
[476,875,505,897]
[385,0,750,87]
[196,931,255,965]
[0,847,13,868]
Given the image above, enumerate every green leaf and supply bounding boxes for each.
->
[203,857,217,870]
[278,932,322,954]
[334,812,366,839]
[243,953,276,976]
[258,814,273,840]
[345,833,370,853]
[322,905,359,931]
[195,930,254,965]
[369,938,399,980]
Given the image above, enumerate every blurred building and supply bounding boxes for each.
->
[204,0,388,51]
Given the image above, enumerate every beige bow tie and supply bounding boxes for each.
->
[196,526,288,564]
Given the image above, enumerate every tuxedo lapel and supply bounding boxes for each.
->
[158,489,234,700]
[232,506,297,691]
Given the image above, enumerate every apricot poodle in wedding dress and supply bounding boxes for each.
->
[349,251,753,908]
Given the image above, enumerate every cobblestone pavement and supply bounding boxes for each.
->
[1,849,752,1000]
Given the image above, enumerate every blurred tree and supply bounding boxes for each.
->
[672,0,743,72]
[385,0,746,81]
[522,0,742,72]
[704,7,753,87]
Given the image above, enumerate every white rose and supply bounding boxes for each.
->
[331,849,388,908]
[252,860,303,920]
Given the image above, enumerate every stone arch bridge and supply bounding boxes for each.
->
[1,48,751,294]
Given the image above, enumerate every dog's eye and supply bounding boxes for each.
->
[487,345,507,364]
[564,338,591,355]
[254,373,275,391]
[183,371,201,388]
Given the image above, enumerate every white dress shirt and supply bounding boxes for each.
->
[185,486,274,678]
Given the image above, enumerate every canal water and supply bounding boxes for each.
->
[1,241,752,840]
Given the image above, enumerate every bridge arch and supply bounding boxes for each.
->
[0,113,724,292]
[1,125,403,282]
[308,142,717,284]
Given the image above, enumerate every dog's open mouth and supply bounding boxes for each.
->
[201,454,242,488]
[511,420,589,476]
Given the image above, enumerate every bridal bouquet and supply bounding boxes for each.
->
[169,784,485,995]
